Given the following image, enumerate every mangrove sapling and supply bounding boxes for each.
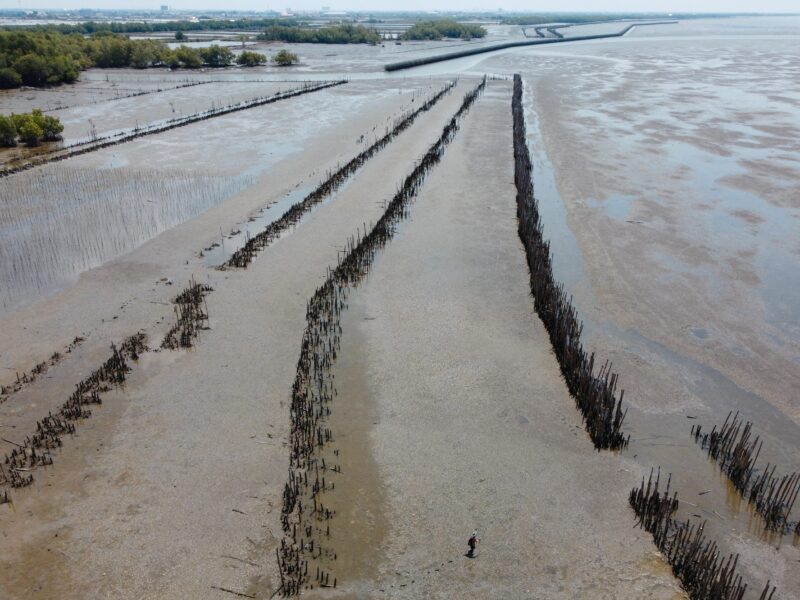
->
[0,166,252,315]
[273,50,299,67]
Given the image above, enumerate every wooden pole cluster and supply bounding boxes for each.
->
[692,412,800,534]
[0,81,347,179]
[1,276,218,499]
[629,468,679,545]
[224,80,459,270]
[161,276,213,349]
[629,469,777,600]
[1,332,147,491]
[0,335,84,399]
[276,79,486,596]
[511,73,628,451]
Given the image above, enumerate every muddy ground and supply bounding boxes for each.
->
[1,15,798,600]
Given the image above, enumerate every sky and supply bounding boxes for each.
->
[1,0,798,12]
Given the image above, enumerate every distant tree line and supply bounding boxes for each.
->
[258,23,380,44]
[9,18,302,35]
[400,20,487,40]
[0,109,63,146]
[0,30,269,89]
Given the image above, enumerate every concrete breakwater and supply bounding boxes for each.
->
[385,22,677,72]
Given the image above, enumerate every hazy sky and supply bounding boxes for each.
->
[1,0,798,12]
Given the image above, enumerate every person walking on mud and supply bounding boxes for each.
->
[467,530,480,558]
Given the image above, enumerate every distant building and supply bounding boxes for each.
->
[160,5,169,11]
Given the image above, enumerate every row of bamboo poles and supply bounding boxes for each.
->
[692,412,800,535]
[275,79,487,597]
[224,79,458,270]
[0,332,147,492]
[511,73,628,451]
[161,276,213,349]
[1,276,212,501]
[630,469,777,600]
[0,81,345,179]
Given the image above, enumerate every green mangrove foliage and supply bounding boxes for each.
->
[258,23,380,44]
[0,109,63,147]
[400,20,487,40]
[236,50,267,66]
[14,18,300,35]
[0,29,268,88]
[272,49,299,66]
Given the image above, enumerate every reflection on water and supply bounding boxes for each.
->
[0,165,252,316]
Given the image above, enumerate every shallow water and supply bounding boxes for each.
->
[200,185,312,267]
[503,19,799,595]
[0,80,431,316]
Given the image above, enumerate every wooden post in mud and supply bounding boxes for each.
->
[160,276,214,350]
[0,81,348,180]
[1,332,148,492]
